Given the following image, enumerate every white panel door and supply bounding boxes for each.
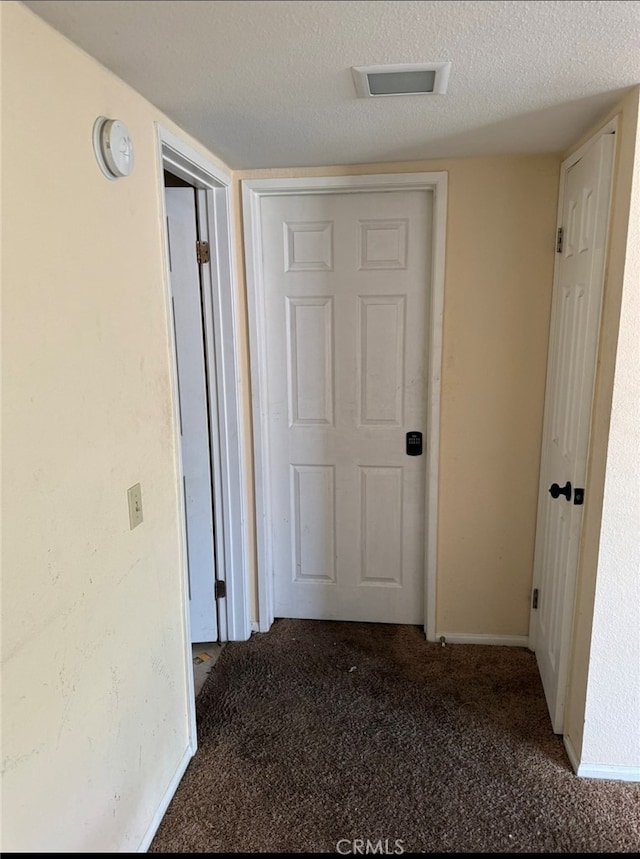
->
[165,187,218,643]
[531,133,615,731]
[261,190,432,623]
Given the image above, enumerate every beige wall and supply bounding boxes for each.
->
[564,87,640,767]
[1,3,231,851]
[235,155,560,636]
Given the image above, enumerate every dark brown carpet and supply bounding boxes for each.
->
[150,619,640,853]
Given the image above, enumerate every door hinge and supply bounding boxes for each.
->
[214,579,226,600]
[556,227,564,254]
[196,240,210,265]
[532,588,539,610]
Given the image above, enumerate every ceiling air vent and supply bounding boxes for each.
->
[352,62,451,98]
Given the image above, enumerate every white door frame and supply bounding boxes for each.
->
[529,118,617,725]
[156,127,250,670]
[243,172,447,639]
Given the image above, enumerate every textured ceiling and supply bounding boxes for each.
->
[24,0,640,169]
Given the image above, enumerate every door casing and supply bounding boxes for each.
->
[156,125,250,748]
[243,172,448,639]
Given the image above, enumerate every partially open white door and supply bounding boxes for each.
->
[530,131,615,732]
[165,187,218,643]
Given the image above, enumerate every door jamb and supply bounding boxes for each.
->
[242,172,447,640]
[155,125,250,743]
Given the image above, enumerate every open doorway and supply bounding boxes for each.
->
[163,169,226,694]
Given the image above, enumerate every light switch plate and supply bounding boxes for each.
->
[127,483,143,529]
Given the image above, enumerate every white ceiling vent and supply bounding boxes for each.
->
[352,62,451,98]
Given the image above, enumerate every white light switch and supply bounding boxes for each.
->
[127,483,143,529]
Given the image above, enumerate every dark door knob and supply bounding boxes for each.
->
[549,481,572,501]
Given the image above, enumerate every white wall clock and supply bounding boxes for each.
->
[93,116,135,179]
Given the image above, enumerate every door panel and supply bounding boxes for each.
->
[287,297,333,425]
[261,190,432,624]
[165,187,218,643]
[531,133,615,731]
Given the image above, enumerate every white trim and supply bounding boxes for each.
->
[137,745,194,852]
[352,62,451,98]
[159,127,232,189]
[157,122,250,655]
[201,187,251,642]
[195,187,229,640]
[563,733,580,774]
[425,176,447,642]
[528,118,618,724]
[242,173,447,195]
[565,735,640,781]
[436,633,529,647]
[243,182,274,633]
[576,763,640,782]
[242,172,447,637]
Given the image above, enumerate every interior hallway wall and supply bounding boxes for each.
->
[1,2,233,850]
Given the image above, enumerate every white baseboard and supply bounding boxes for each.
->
[564,735,640,781]
[434,632,529,647]
[576,762,640,782]
[138,744,194,852]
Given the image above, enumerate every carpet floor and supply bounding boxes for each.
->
[150,619,640,853]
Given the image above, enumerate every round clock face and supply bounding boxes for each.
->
[102,119,134,177]
[93,117,134,179]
